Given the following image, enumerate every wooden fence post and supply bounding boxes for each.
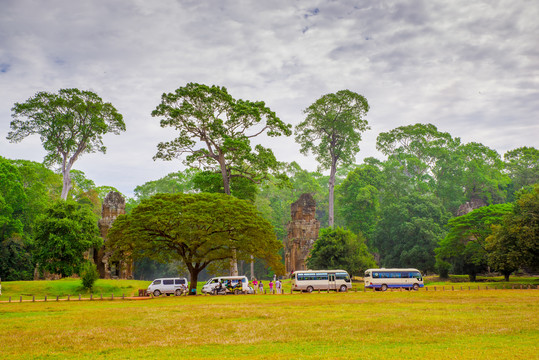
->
[79,294,81,301]
[68,295,70,301]
[434,286,436,291]
[111,294,114,301]
[122,294,125,300]
[56,295,59,301]
[20,296,22,302]
[90,294,93,301]
[32,296,35,302]
[44,295,47,302]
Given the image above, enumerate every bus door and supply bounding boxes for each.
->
[328,273,336,290]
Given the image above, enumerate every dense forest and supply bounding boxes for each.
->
[2,123,538,281]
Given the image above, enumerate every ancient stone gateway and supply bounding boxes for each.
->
[284,193,320,275]
[95,191,133,279]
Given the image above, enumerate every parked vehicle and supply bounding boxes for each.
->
[364,268,424,291]
[291,270,352,293]
[147,277,188,296]
[202,276,249,295]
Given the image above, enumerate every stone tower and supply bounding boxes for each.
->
[96,191,133,279]
[284,193,320,275]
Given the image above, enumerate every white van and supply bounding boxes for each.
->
[147,277,188,296]
[201,276,250,295]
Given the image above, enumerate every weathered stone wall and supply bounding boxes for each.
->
[284,193,320,274]
[96,191,133,279]
[456,198,487,216]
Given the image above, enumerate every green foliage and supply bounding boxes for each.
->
[34,200,102,277]
[133,169,199,201]
[307,227,376,276]
[373,193,450,273]
[486,184,539,277]
[504,146,539,198]
[0,158,34,280]
[336,164,385,239]
[436,203,513,281]
[8,88,125,199]
[152,82,291,196]
[108,193,283,291]
[80,261,99,291]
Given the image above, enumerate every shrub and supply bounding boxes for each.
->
[80,261,99,291]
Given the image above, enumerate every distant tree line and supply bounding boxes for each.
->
[2,85,538,283]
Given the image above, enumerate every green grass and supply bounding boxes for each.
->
[1,282,538,359]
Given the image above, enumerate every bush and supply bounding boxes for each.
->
[80,261,99,291]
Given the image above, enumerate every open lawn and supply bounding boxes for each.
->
[1,286,538,359]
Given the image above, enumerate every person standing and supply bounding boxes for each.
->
[258,280,264,294]
[269,280,274,294]
[252,278,258,294]
[276,279,282,294]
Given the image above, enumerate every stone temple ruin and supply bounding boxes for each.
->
[284,193,320,274]
[95,191,133,279]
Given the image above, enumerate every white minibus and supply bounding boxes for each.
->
[364,268,424,291]
[291,270,352,292]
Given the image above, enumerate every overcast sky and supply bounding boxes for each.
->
[1,0,538,197]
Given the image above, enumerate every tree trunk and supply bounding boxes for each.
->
[503,271,510,282]
[61,163,72,200]
[250,255,255,280]
[328,159,337,227]
[218,153,238,276]
[188,267,202,295]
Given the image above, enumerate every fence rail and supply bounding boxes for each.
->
[1,284,538,303]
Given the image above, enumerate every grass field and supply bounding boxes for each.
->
[1,282,538,359]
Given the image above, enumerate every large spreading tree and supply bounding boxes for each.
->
[107,193,283,293]
[295,90,369,227]
[151,83,291,274]
[7,88,125,200]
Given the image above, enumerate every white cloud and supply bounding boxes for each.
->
[1,0,538,196]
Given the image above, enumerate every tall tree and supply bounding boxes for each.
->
[7,88,125,199]
[107,193,283,293]
[295,90,369,227]
[152,83,291,274]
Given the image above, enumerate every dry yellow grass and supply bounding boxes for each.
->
[1,289,538,359]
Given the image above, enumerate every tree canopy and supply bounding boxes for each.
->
[307,227,376,276]
[435,203,513,280]
[108,193,283,292]
[152,83,292,195]
[8,88,125,199]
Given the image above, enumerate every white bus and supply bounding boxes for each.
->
[291,270,352,293]
[364,268,424,291]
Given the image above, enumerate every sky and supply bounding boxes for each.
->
[1,0,538,197]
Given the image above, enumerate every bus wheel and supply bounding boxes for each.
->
[339,285,347,292]
[306,286,314,293]
[381,284,388,292]
[413,283,419,291]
